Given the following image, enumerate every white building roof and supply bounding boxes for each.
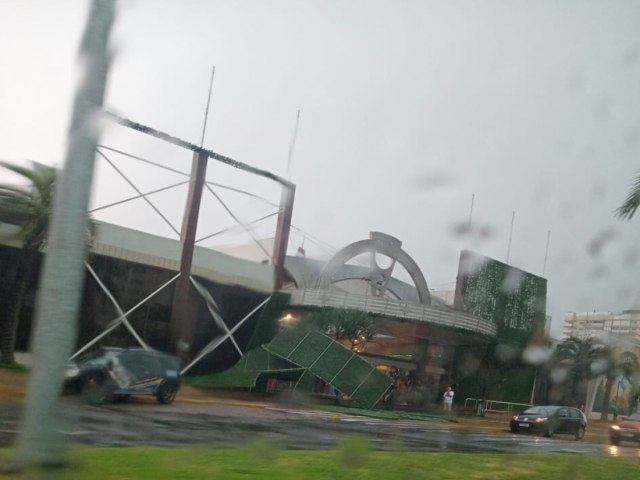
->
[92,222,275,293]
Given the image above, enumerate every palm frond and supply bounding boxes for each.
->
[616,170,640,220]
[0,160,55,249]
[0,193,33,225]
[0,159,93,251]
[0,159,53,179]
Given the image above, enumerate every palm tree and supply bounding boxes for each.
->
[616,170,640,220]
[0,161,55,364]
[599,351,639,421]
[307,308,375,351]
[552,336,608,407]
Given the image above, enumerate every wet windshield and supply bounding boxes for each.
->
[1,1,640,476]
[76,348,121,366]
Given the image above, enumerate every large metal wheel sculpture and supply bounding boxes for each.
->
[316,232,431,305]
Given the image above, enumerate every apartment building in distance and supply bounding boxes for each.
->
[563,310,640,340]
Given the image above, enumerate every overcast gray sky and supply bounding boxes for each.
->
[1,0,640,338]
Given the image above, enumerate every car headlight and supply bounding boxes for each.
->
[536,417,548,423]
[65,364,80,379]
[611,425,621,430]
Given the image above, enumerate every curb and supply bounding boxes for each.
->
[0,389,272,410]
[0,383,272,409]
[176,396,270,409]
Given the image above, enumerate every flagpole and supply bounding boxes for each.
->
[286,109,301,179]
[506,211,515,264]
[199,66,216,147]
[542,230,551,277]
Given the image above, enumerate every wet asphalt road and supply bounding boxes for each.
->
[0,398,639,457]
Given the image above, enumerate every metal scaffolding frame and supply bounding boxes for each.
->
[71,111,295,364]
[181,296,271,375]
[74,266,269,375]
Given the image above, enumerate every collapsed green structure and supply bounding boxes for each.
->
[197,322,393,409]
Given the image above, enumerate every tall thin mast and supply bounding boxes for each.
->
[506,211,515,264]
[199,66,216,147]
[542,230,551,277]
[467,193,475,230]
[286,109,301,179]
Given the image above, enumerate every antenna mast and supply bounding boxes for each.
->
[506,211,515,264]
[199,66,216,147]
[467,193,475,230]
[286,109,301,179]
[542,230,551,277]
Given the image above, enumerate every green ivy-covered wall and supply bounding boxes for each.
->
[457,250,547,347]
[454,250,548,403]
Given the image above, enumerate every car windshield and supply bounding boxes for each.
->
[521,406,557,416]
[75,348,121,366]
[116,350,180,378]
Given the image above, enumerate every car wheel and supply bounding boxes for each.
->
[575,426,585,440]
[82,375,113,405]
[544,426,555,438]
[610,437,620,446]
[157,384,177,405]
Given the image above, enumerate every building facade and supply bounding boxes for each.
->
[563,311,640,340]
[1,222,548,404]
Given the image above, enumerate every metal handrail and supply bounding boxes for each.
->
[286,288,497,337]
[483,399,532,415]
[464,397,485,416]
[465,398,532,416]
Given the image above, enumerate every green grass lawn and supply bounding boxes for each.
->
[2,440,638,480]
[0,362,28,373]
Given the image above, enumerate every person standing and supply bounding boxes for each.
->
[443,385,454,412]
